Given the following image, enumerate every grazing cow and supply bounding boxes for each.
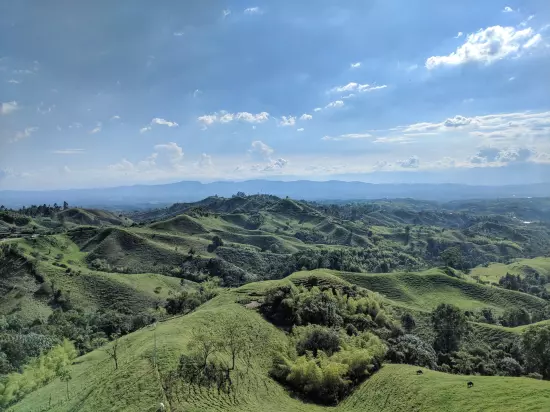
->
[467,381,474,388]
[159,402,165,411]
[416,370,423,375]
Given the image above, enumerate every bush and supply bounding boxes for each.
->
[387,334,437,369]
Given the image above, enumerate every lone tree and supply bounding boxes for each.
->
[105,334,121,370]
[431,303,469,354]
[58,367,72,400]
[440,247,465,270]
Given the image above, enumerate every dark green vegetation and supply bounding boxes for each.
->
[2,195,550,411]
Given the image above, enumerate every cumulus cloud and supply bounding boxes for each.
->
[325,100,344,109]
[279,116,296,127]
[255,158,288,171]
[470,147,534,164]
[322,133,372,141]
[443,115,477,127]
[249,140,274,160]
[109,142,185,173]
[11,127,38,142]
[152,117,178,127]
[350,62,361,68]
[1,101,18,115]
[454,32,464,38]
[197,153,213,168]
[198,111,270,125]
[330,82,387,93]
[297,128,305,132]
[313,107,322,112]
[397,156,420,169]
[111,115,121,120]
[140,126,152,134]
[502,6,514,12]
[300,113,313,121]
[426,25,542,69]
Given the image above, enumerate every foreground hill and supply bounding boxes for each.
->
[10,277,550,412]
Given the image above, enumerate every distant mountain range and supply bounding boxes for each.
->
[2,179,550,209]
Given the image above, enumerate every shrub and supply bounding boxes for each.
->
[295,325,341,357]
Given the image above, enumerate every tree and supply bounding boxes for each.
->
[58,367,72,400]
[401,312,416,333]
[522,324,550,379]
[431,303,469,354]
[440,246,465,270]
[105,334,121,370]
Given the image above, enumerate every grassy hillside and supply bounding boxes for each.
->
[10,286,550,412]
[471,257,550,284]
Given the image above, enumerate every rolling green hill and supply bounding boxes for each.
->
[9,283,550,412]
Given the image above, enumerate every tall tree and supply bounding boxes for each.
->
[431,303,469,353]
[522,324,550,379]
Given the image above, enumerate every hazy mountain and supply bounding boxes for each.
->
[2,180,550,209]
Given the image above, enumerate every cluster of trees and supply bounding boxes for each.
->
[270,326,387,404]
[260,280,395,331]
[499,272,550,300]
[260,281,397,404]
[165,278,220,315]
[0,339,76,408]
[0,202,69,218]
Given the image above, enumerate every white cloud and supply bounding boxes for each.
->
[244,7,262,14]
[111,115,121,120]
[173,31,185,36]
[279,116,296,126]
[110,142,185,174]
[426,25,542,69]
[502,6,514,13]
[140,126,152,134]
[249,140,274,160]
[454,32,464,38]
[11,127,38,143]
[297,128,305,132]
[7,79,20,84]
[90,122,102,134]
[322,133,372,141]
[397,156,420,169]
[193,89,202,98]
[69,122,83,129]
[223,9,231,18]
[469,147,534,164]
[197,111,270,125]
[197,153,213,168]
[313,107,322,112]
[152,117,179,127]
[508,76,516,81]
[443,115,477,127]
[255,158,288,172]
[330,82,387,93]
[325,100,344,109]
[52,149,85,155]
[1,101,18,115]
[300,113,313,121]
[350,62,361,69]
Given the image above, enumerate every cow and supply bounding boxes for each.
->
[416,370,423,375]
[467,381,474,388]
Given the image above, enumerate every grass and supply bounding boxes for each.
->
[10,285,550,412]
[470,257,550,284]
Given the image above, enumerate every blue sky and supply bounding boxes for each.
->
[1,0,550,189]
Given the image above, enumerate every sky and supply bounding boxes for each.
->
[1,0,550,190]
